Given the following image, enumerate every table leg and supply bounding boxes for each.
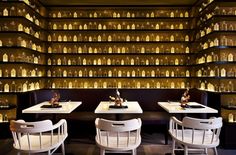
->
[115,114,121,121]
[52,114,57,123]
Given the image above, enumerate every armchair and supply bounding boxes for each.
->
[10,119,68,155]
[169,116,222,155]
[95,118,142,155]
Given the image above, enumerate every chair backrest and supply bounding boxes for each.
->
[169,116,222,146]
[10,119,67,152]
[95,118,142,148]
[182,117,222,130]
[10,120,53,133]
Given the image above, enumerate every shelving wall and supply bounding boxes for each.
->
[192,0,236,122]
[45,6,192,90]
[0,0,47,121]
[0,0,235,122]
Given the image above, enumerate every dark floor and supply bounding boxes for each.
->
[1,129,236,155]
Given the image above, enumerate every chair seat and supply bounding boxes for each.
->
[172,129,220,148]
[96,131,141,151]
[14,134,68,153]
[121,111,170,124]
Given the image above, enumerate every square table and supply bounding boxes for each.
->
[95,101,143,120]
[23,101,82,122]
[23,101,82,114]
[158,101,218,114]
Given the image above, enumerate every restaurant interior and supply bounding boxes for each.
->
[0,0,236,154]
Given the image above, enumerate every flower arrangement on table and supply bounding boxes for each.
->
[109,89,127,108]
[49,91,61,107]
[180,89,190,108]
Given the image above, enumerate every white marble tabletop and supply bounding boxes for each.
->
[158,102,218,114]
[95,101,143,114]
[22,101,82,114]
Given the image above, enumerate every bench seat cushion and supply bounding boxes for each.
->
[120,111,171,125]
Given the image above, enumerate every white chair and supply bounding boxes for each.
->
[10,119,68,155]
[169,116,222,155]
[95,118,142,155]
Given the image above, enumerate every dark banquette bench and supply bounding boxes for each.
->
[17,88,220,144]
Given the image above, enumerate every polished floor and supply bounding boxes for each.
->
[1,132,236,155]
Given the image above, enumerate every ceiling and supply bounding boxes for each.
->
[39,0,197,6]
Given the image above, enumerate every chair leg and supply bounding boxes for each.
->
[184,145,188,155]
[132,149,137,155]
[172,140,175,155]
[214,147,218,155]
[61,142,65,155]
[204,148,208,155]
[165,131,168,145]
[100,149,105,155]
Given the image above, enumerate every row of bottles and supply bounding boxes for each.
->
[48,45,190,54]
[46,80,190,89]
[49,22,188,30]
[1,0,45,16]
[215,6,236,16]
[198,0,214,13]
[1,5,44,28]
[2,52,43,64]
[196,67,236,77]
[20,0,45,16]
[197,22,236,40]
[46,68,190,78]
[196,36,236,51]
[197,6,236,26]
[223,96,236,107]
[49,10,189,18]
[3,65,235,79]
[198,80,235,92]
[0,22,44,40]
[0,113,8,122]
[47,57,190,66]
[0,80,42,92]
[196,52,234,64]
[0,38,44,52]
[0,67,44,77]
[47,33,190,42]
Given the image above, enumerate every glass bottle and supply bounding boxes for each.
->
[228,113,234,122]
[185,35,189,41]
[220,68,226,77]
[0,81,2,92]
[3,53,8,62]
[228,81,234,92]
[228,53,234,62]
[170,35,174,41]
[171,47,175,53]
[11,81,16,92]
[4,83,9,92]
[10,68,16,77]
[3,8,9,16]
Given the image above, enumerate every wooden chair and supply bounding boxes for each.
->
[169,116,222,155]
[10,119,68,155]
[95,118,142,155]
